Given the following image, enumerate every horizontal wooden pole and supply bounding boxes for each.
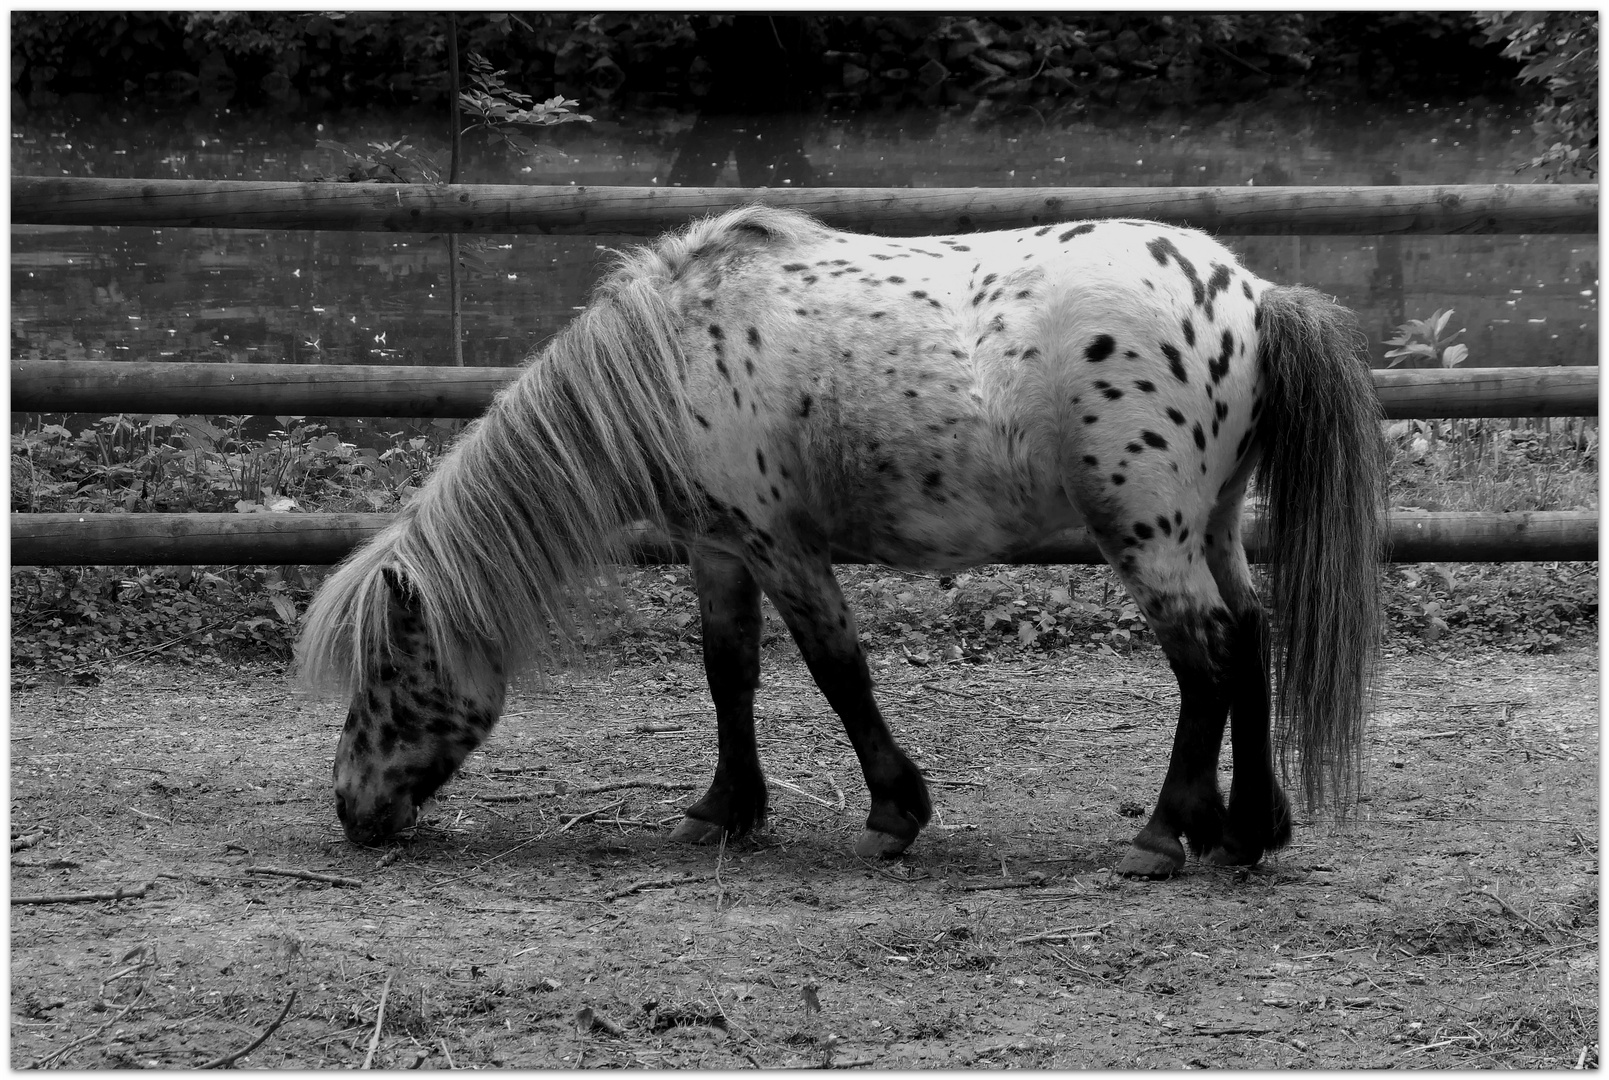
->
[12,177,1598,236]
[11,511,1597,567]
[11,360,1597,420]
[1370,367,1599,419]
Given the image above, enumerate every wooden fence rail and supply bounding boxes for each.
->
[12,177,1599,236]
[11,360,1599,420]
[12,177,1598,568]
[10,511,1597,567]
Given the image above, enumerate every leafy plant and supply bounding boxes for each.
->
[1477,11,1598,180]
[459,52,592,158]
[1384,308,1468,369]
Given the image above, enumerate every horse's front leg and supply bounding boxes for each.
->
[760,547,931,858]
[671,549,769,843]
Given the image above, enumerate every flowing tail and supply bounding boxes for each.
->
[295,269,704,696]
[1254,285,1387,813]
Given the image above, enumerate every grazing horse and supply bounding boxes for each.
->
[297,205,1384,878]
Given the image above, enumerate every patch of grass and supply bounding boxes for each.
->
[1388,417,1598,514]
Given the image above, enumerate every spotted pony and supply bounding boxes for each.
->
[297,206,1385,878]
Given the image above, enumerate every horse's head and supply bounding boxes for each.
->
[332,569,505,845]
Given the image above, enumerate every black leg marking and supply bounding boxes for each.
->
[1212,607,1293,866]
[680,551,768,840]
[1118,610,1234,877]
[762,552,930,856]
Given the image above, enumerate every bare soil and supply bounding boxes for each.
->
[10,642,1599,1069]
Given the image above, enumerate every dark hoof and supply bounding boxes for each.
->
[1117,835,1186,878]
[854,829,913,859]
[670,816,727,845]
[1202,842,1262,868]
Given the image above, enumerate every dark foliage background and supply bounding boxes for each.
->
[13,12,1524,115]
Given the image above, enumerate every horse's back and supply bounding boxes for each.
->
[654,210,1267,570]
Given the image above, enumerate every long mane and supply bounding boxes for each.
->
[296,208,823,694]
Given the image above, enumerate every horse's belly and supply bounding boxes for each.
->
[826,475,1085,571]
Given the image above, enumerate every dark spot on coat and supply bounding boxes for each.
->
[1102,385,1124,401]
[1111,473,1126,485]
[1082,454,1099,467]
[1205,262,1234,319]
[1085,334,1116,362]
[905,389,919,398]
[1182,317,1196,347]
[1156,515,1172,536]
[1127,441,1144,454]
[1141,430,1167,449]
[1060,223,1096,241]
[1146,236,1205,306]
[1162,342,1187,383]
[1209,330,1234,383]
[756,449,767,474]
[693,412,711,429]
[1083,414,1099,424]
[1167,407,1187,425]
[799,394,813,417]
[747,326,761,348]
[1134,522,1155,540]
[1192,423,1206,450]
[1135,379,1156,393]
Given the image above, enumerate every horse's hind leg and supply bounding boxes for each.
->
[759,546,931,858]
[1108,525,1291,877]
[1201,509,1292,866]
[1114,586,1235,878]
[672,549,769,843]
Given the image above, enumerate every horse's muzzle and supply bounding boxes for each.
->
[335,790,417,845]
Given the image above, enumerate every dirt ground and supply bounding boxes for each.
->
[9,640,1599,1069]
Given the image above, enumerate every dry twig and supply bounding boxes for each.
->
[603,874,708,902]
[197,989,298,1069]
[32,985,145,1069]
[558,799,627,832]
[246,866,362,888]
[1469,886,1554,937]
[771,777,843,809]
[361,972,395,1070]
[1014,921,1111,945]
[13,882,150,905]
